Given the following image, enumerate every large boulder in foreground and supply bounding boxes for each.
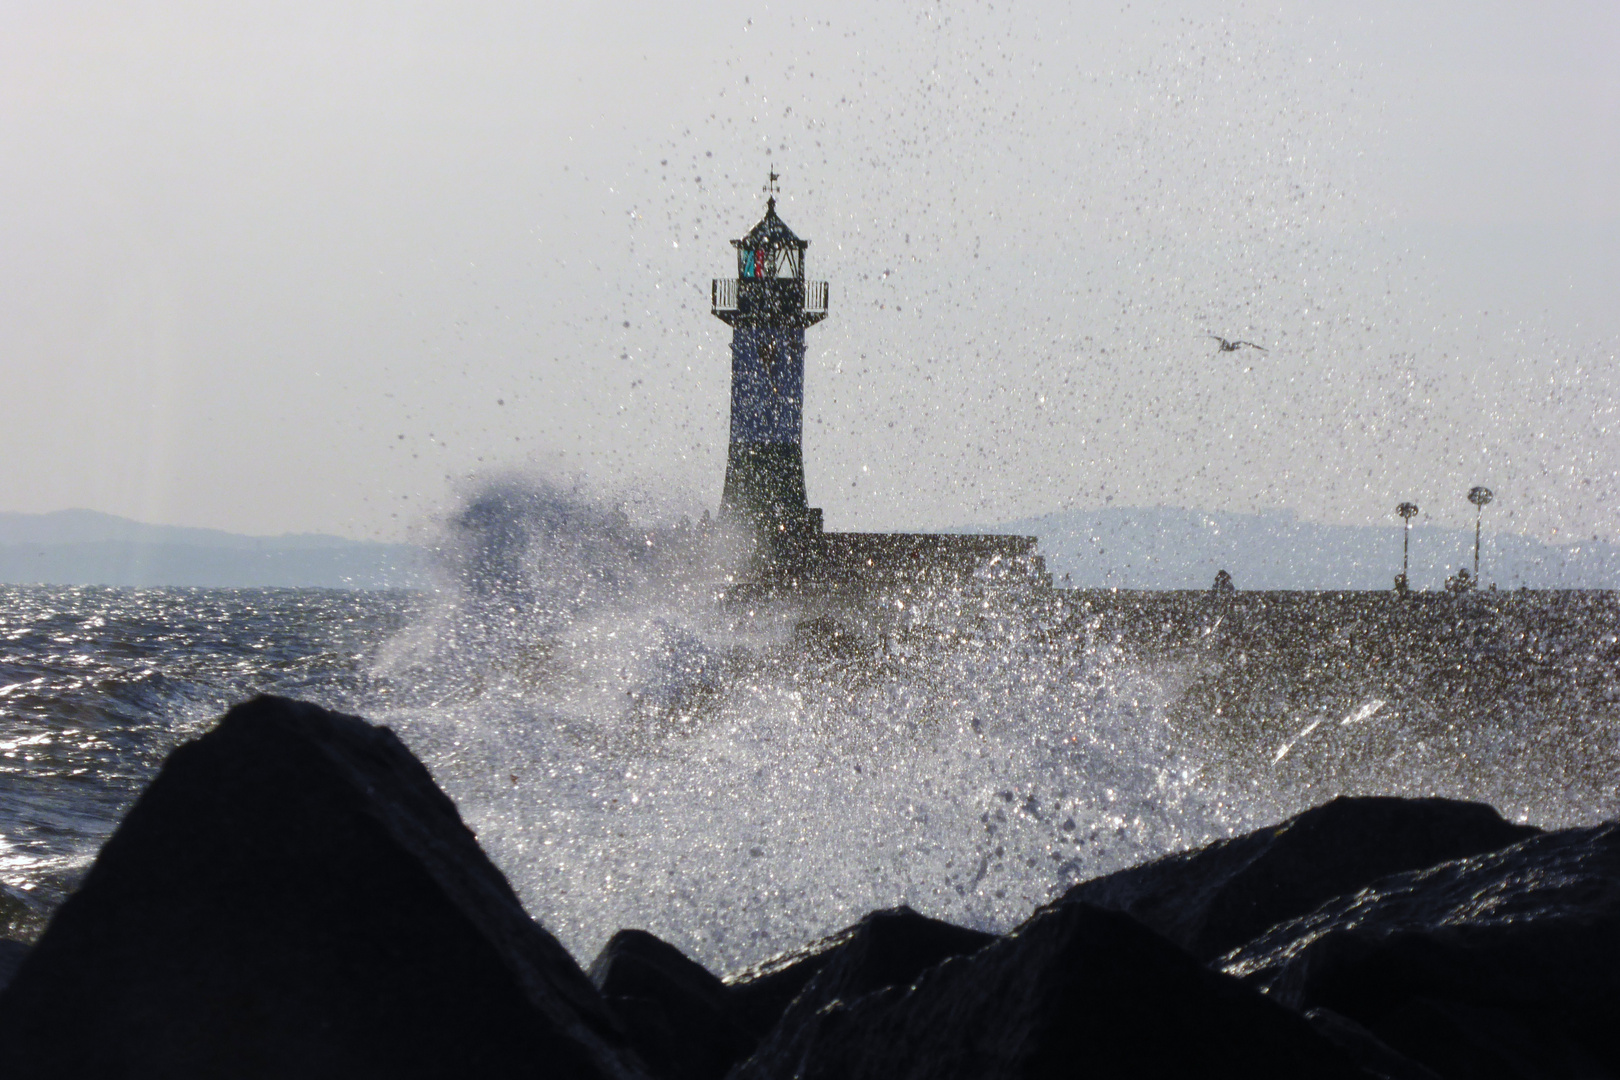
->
[1223,822,1620,1079]
[0,695,649,1080]
[1062,795,1538,960]
[729,902,1363,1080]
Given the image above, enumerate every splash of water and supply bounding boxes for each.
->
[369,478,1249,972]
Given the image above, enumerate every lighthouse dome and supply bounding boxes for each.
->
[731,198,810,281]
[736,198,807,251]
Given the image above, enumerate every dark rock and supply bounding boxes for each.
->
[1367,997,1613,1080]
[1223,823,1620,1078]
[589,928,753,1080]
[0,695,650,1080]
[722,927,851,1038]
[720,906,993,1042]
[1062,795,1538,960]
[760,906,994,1045]
[0,939,27,994]
[730,902,1363,1080]
[802,906,995,1000]
[1305,1007,1443,1080]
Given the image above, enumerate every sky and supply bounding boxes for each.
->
[3,1,1617,544]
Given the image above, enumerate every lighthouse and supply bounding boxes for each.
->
[711,178,829,559]
[708,179,1048,595]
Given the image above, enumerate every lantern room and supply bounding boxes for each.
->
[734,199,807,279]
[712,195,829,330]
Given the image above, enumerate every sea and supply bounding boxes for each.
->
[3,483,1618,976]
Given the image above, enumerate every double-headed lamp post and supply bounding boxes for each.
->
[1396,502,1419,591]
[1467,486,1494,583]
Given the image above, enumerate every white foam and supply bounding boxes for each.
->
[369,478,1247,971]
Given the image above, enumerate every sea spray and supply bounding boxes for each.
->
[369,478,1245,971]
[6,558,1610,957]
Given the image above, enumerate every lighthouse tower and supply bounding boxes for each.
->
[711,180,829,557]
[706,177,1047,595]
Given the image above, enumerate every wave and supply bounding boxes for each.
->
[368,477,1247,972]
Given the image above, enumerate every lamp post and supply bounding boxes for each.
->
[1467,486,1493,583]
[1396,502,1418,592]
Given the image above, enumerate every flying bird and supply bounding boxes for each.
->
[1209,335,1267,353]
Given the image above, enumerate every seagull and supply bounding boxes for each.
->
[1209,335,1267,353]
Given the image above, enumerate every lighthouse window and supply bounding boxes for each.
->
[738,244,802,278]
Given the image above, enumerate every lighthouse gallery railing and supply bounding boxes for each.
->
[712,278,828,314]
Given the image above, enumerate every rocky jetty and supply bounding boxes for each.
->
[1,695,1615,1079]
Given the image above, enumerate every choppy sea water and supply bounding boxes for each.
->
[0,586,416,942]
[3,487,1618,974]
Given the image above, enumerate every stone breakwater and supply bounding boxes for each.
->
[1,696,1616,1079]
[1076,588,1620,825]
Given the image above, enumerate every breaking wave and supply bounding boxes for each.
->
[368,477,1620,972]
[368,478,1247,971]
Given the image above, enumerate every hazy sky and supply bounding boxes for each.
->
[4,1,1617,543]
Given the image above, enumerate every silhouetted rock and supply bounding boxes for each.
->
[6,691,1605,1080]
[589,929,753,1080]
[760,906,995,1049]
[721,906,994,1043]
[1304,1007,1444,1080]
[730,902,1362,1080]
[1223,822,1620,1079]
[722,928,851,1038]
[1062,795,1538,960]
[0,940,26,994]
[0,695,650,1080]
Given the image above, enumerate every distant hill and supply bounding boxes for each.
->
[8,506,1609,593]
[979,506,1620,591]
[0,510,428,589]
